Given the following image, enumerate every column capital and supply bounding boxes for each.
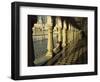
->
[46,16,53,27]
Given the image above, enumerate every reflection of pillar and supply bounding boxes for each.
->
[62,20,67,47]
[46,16,53,57]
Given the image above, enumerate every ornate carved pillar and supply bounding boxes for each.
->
[57,17,62,43]
[46,16,53,57]
[53,17,62,53]
[62,20,67,47]
[79,30,82,40]
[68,23,71,30]
[67,23,72,43]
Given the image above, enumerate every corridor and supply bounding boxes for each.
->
[28,15,88,66]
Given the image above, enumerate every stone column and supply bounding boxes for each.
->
[76,29,79,42]
[70,24,74,43]
[57,17,62,43]
[67,23,72,43]
[62,20,67,47]
[74,28,77,42]
[46,16,53,57]
[53,17,62,53]
[79,30,82,40]
[68,23,71,30]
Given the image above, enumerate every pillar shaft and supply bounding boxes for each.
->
[47,27,53,54]
[57,17,62,42]
[62,20,67,47]
[68,23,71,30]
[58,28,62,42]
[53,17,62,53]
[46,16,53,56]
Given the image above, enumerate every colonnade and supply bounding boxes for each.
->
[32,16,82,65]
